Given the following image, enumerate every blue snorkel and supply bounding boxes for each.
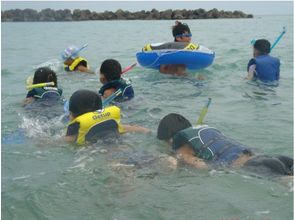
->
[270,26,286,51]
[102,89,123,107]
[251,26,286,52]
[63,89,123,115]
[62,44,88,62]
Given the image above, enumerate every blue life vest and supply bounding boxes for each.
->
[98,78,134,101]
[247,55,280,81]
[173,126,253,165]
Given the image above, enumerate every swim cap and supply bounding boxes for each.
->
[62,46,79,60]
[253,39,271,54]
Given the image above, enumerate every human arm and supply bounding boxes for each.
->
[63,120,79,142]
[103,88,118,98]
[23,97,35,105]
[62,134,77,142]
[175,143,208,169]
[159,65,168,74]
[245,64,256,79]
[23,90,35,105]
[75,64,93,72]
[122,124,155,133]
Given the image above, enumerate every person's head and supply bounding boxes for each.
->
[33,67,58,87]
[172,22,192,43]
[62,45,79,65]
[69,89,102,120]
[99,59,122,84]
[252,39,271,57]
[157,113,192,141]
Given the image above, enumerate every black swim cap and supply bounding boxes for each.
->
[69,89,102,118]
[254,39,271,54]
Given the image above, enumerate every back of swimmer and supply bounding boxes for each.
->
[246,39,280,81]
[24,67,63,105]
[23,67,66,119]
[63,89,151,144]
[62,45,93,72]
[98,59,134,102]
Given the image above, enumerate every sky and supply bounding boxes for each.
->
[1,0,293,16]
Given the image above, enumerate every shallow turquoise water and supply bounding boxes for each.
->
[1,15,293,220]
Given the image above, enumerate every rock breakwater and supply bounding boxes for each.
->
[1,8,253,22]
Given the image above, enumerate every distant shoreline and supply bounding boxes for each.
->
[1,8,253,22]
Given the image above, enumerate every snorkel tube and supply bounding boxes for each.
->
[270,26,286,51]
[121,63,137,75]
[196,98,211,125]
[251,26,286,52]
[62,44,88,62]
[102,89,123,107]
[26,82,55,90]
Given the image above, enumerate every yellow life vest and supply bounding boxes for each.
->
[65,106,124,144]
[64,57,89,71]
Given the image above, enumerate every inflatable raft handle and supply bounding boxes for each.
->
[63,44,88,62]
[102,88,123,107]
[270,26,286,51]
[196,98,212,125]
[26,82,55,90]
[121,63,137,75]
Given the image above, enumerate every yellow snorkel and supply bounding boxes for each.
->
[26,82,55,90]
[196,98,212,125]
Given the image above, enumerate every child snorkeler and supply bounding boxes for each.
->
[97,59,134,101]
[246,39,280,81]
[23,67,66,119]
[24,67,63,105]
[62,45,93,72]
[157,113,293,187]
[63,89,151,144]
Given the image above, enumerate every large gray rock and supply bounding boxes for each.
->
[160,9,173,20]
[23,8,39,21]
[103,10,117,20]
[172,9,185,20]
[145,8,160,20]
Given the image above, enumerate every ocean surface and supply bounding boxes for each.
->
[1,15,293,220]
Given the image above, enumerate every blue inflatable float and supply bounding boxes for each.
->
[136,42,215,70]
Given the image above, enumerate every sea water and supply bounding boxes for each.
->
[1,15,293,220]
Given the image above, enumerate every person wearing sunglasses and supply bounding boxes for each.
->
[159,22,205,79]
[246,39,280,81]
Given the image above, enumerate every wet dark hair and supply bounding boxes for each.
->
[33,67,58,87]
[254,39,271,55]
[157,113,192,140]
[172,22,191,42]
[69,89,102,118]
[100,59,122,81]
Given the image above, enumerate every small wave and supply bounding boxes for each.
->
[33,59,63,72]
